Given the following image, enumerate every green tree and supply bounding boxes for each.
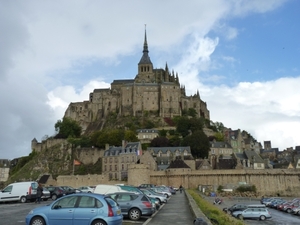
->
[124,130,139,142]
[188,108,197,117]
[181,130,210,158]
[55,117,82,138]
[150,137,169,147]
[189,117,204,133]
[176,117,190,137]
[214,132,225,141]
[159,129,168,137]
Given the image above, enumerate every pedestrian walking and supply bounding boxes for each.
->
[35,183,43,204]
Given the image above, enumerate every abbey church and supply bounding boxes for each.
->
[64,30,210,132]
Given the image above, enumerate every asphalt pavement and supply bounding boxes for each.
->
[143,190,195,225]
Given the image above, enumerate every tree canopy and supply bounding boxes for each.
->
[54,117,82,138]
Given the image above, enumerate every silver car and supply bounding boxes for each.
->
[107,192,155,221]
[139,188,167,204]
[232,207,272,221]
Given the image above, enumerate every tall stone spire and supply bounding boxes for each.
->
[138,25,152,65]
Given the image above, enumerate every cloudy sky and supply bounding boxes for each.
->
[1,0,299,160]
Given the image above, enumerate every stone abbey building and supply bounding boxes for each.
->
[64,30,210,132]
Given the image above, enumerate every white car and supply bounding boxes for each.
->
[77,186,95,193]
[151,187,172,198]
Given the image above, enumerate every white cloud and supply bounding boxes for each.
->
[0,0,296,160]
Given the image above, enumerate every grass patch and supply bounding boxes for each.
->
[188,189,244,225]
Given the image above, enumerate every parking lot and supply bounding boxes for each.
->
[206,195,300,225]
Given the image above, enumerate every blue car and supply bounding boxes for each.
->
[25,193,123,225]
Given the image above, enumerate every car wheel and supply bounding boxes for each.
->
[156,198,162,205]
[51,194,57,200]
[164,194,168,198]
[297,211,300,216]
[260,215,266,221]
[92,219,107,225]
[30,216,45,225]
[20,196,27,203]
[129,208,141,221]
[287,208,292,213]
[238,214,243,220]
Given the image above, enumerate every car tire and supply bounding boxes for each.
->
[129,208,141,221]
[260,215,266,221]
[238,214,243,220]
[30,216,45,225]
[20,196,27,203]
[92,219,107,225]
[156,198,162,205]
[51,194,57,200]
[287,208,292,213]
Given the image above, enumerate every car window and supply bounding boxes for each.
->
[31,183,38,190]
[78,196,96,208]
[117,194,131,201]
[2,185,12,192]
[105,197,118,207]
[53,196,78,209]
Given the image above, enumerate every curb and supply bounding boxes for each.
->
[185,190,213,225]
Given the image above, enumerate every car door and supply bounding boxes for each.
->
[73,196,102,225]
[0,185,18,202]
[242,208,255,219]
[116,193,132,215]
[48,195,79,225]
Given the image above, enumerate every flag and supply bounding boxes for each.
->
[73,159,81,166]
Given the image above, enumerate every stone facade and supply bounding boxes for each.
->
[102,141,142,181]
[63,30,210,133]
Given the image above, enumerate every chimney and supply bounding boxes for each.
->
[105,143,109,150]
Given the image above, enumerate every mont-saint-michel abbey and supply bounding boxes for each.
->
[64,30,210,132]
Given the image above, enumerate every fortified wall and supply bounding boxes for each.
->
[54,164,300,196]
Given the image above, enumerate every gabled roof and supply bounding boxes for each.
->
[244,150,265,163]
[167,158,190,169]
[210,141,232,148]
[104,142,141,156]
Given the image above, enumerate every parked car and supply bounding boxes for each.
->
[77,186,95,193]
[151,187,171,198]
[283,201,300,213]
[59,186,76,195]
[138,184,156,188]
[232,207,272,221]
[25,193,123,225]
[292,205,300,215]
[0,181,38,203]
[45,186,66,200]
[94,184,126,195]
[223,203,248,215]
[139,188,167,204]
[107,191,154,221]
[41,187,50,201]
[117,185,160,210]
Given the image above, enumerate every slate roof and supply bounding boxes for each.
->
[167,158,190,169]
[104,142,141,156]
[147,146,191,154]
[244,150,265,163]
